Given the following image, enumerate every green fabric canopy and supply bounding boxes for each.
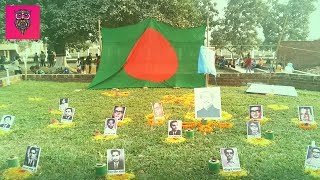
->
[88,19,205,89]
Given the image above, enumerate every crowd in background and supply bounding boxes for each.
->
[0,51,101,75]
[216,54,295,74]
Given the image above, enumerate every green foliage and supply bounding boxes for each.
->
[211,0,318,54]
[0,0,217,51]
[39,0,217,52]
[261,0,318,46]
[0,0,6,42]
[0,81,320,179]
[210,0,265,57]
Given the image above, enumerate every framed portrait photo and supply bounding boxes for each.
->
[220,147,241,172]
[168,120,182,138]
[305,145,320,170]
[249,105,263,120]
[247,120,261,138]
[61,107,75,123]
[104,118,118,135]
[59,98,69,111]
[22,145,41,172]
[298,106,314,123]
[112,106,126,121]
[106,149,125,175]
[0,115,15,131]
[152,102,165,119]
[194,87,221,119]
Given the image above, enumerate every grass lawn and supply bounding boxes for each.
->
[0,81,320,179]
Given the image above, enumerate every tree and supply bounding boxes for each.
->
[1,0,218,68]
[39,0,218,51]
[39,0,218,68]
[261,0,317,47]
[210,0,265,58]
[0,0,5,42]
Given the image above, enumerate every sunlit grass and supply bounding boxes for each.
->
[0,81,319,179]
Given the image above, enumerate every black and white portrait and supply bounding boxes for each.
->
[107,149,125,175]
[194,87,221,119]
[220,147,241,172]
[305,146,320,170]
[59,98,69,111]
[168,120,182,138]
[0,115,15,131]
[61,107,75,123]
[104,118,117,135]
[22,146,41,172]
[247,120,261,138]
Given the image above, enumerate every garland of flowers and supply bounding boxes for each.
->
[49,109,62,115]
[199,125,213,134]
[147,118,165,126]
[298,123,317,130]
[92,130,119,141]
[184,111,233,122]
[145,113,167,126]
[215,122,234,129]
[182,122,201,129]
[161,94,194,108]
[47,120,75,129]
[106,173,135,180]
[245,117,270,125]
[164,137,186,144]
[117,118,133,127]
[219,169,248,177]
[291,118,317,130]
[28,97,43,101]
[305,168,320,178]
[245,138,272,146]
[184,112,198,121]
[1,167,33,179]
[101,91,130,97]
[219,111,233,121]
[267,104,289,111]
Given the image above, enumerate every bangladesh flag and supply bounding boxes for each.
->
[88,19,205,89]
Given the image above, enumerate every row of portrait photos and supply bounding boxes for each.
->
[18,146,126,175]
[0,103,315,132]
[18,144,320,174]
[221,145,320,172]
[59,98,128,124]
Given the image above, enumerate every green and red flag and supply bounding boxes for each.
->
[88,19,205,89]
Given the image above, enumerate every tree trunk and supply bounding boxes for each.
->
[53,42,67,68]
[54,56,67,68]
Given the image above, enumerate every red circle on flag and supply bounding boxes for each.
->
[124,28,178,82]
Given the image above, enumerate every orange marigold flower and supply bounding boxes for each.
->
[182,122,200,129]
[298,123,317,130]
[199,125,213,134]
[217,122,234,129]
